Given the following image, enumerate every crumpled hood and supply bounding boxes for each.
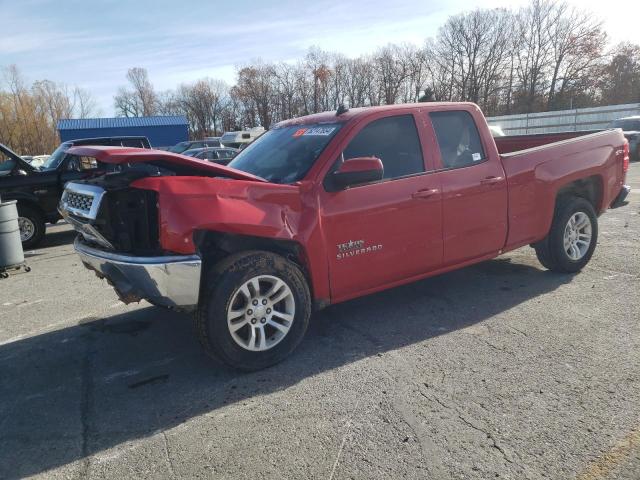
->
[67,145,266,182]
[131,175,305,254]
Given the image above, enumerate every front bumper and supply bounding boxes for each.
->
[75,238,202,311]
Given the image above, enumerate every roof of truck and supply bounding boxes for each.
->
[275,102,480,127]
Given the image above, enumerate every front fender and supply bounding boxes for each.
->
[131,176,305,254]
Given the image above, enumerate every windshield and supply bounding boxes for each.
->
[168,142,191,153]
[227,123,342,183]
[609,119,640,131]
[41,143,71,170]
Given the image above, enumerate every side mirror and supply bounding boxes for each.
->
[329,157,384,190]
[16,169,28,176]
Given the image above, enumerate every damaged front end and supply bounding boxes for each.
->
[59,146,301,311]
[60,178,202,311]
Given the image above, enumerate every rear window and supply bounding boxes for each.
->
[120,138,147,148]
[429,111,486,169]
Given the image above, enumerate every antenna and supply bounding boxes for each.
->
[336,104,349,116]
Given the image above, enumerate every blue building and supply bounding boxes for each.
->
[57,116,189,148]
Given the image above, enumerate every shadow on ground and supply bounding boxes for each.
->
[0,257,572,478]
[23,226,76,257]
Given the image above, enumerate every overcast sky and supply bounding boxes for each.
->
[1,0,637,115]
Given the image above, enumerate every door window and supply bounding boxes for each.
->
[342,114,425,180]
[429,111,486,169]
[66,155,98,171]
[0,151,16,176]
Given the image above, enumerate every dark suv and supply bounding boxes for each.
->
[0,136,150,248]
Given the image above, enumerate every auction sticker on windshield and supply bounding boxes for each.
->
[303,127,336,136]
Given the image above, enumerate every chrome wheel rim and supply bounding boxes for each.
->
[227,275,295,352]
[563,212,592,261]
[18,217,35,242]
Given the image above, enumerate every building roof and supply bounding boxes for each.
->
[57,116,188,131]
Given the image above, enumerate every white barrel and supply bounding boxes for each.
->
[0,200,25,268]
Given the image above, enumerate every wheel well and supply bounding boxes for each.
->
[14,199,45,217]
[193,230,312,286]
[556,176,602,212]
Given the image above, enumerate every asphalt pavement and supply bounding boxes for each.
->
[1,164,639,480]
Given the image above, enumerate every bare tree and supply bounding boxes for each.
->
[546,3,606,109]
[72,87,98,118]
[114,67,158,117]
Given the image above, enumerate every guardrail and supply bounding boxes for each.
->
[487,103,640,135]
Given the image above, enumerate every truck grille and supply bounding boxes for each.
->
[61,182,159,254]
[65,192,93,214]
[60,183,106,220]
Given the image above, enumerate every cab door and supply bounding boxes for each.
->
[319,112,443,302]
[427,110,508,265]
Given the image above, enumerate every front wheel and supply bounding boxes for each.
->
[196,251,311,371]
[534,196,598,273]
[17,204,46,249]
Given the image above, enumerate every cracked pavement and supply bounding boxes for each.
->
[0,164,638,479]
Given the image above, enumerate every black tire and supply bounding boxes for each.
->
[17,204,46,249]
[534,195,598,273]
[196,251,311,371]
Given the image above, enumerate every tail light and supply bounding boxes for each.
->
[623,140,630,173]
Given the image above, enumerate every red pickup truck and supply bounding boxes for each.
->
[59,103,630,370]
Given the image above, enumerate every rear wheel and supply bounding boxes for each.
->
[196,251,311,371]
[534,196,598,273]
[17,204,46,249]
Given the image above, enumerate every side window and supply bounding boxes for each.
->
[80,156,98,170]
[65,155,80,171]
[66,155,98,171]
[0,151,16,175]
[343,114,425,180]
[429,111,486,169]
[207,151,218,160]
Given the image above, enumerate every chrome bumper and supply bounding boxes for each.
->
[75,238,202,311]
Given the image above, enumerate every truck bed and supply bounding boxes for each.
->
[497,129,626,251]
[494,130,603,155]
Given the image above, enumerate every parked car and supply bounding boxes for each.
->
[168,139,221,154]
[608,116,640,161]
[181,147,239,164]
[59,102,630,370]
[220,127,265,149]
[0,136,150,248]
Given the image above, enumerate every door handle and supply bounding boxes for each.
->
[412,188,439,199]
[480,176,503,185]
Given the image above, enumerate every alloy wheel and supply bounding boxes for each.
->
[227,275,295,351]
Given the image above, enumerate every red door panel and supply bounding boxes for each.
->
[439,163,508,265]
[321,174,442,300]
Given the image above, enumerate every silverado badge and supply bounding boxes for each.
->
[336,240,383,260]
